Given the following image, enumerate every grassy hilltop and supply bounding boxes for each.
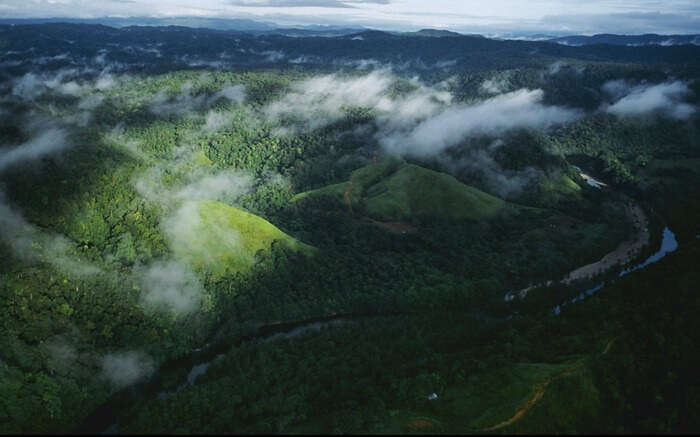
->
[292,159,508,222]
[170,200,314,278]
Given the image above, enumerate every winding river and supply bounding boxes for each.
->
[85,169,681,435]
[554,226,678,315]
[81,316,362,434]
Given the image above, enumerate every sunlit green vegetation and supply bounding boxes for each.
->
[293,159,507,221]
[0,23,699,434]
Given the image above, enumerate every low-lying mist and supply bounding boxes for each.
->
[263,69,582,196]
[601,79,696,120]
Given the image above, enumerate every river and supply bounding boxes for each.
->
[88,169,676,434]
[553,226,678,315]
[93,225,680,434]
[84,317,359,434]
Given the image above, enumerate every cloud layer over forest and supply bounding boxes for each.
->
[0,121,100,276]
[101,350,155,389]
[379,88,581,157]
[266,71,581,157]
[602,80,696,120]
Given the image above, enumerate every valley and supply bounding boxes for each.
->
[0,21,698,434]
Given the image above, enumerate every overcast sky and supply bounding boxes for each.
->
[1,0,699,35]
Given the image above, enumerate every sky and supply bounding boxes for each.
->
[1,0,699,35]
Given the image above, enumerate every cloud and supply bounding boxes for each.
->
[77,94,105,111]
[12,69,87,100]
[132,146,253,285]
[228,0,389,7]
[203,111,231,132]
[138,259,203,314]
[93,50,108,66]
[264,71,578,199]
[175,171,254,202]
[602,80,696,120]
[547,61,565,75]
[435,59,457,69]
[211,84,246,104]
[135,154,254,204]
[0,125,100,276]
[101,350,155,389]
[0,193,101,275]
[267,71,579,160]
[9,68,119,105]
[439,140,540,198]
[540,11,700,35]
[333,58,382,70]
[0,128,69,173]
[150,87,208,117]
[0,1,698,35]
[160,200,247,273]
[44,337,78,376]
[481,78,507,94]
[0,195,43,261]
[378,88,581,157]
[266,70,451,134]
[95,74,119,91]
[260,50,285,62]
[105,124,148,160]
[150,82,247,117]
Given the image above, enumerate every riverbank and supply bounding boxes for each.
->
[506,198,650,302]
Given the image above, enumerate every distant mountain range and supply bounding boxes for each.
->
[549,33,700,46]
[0,17,366,36]
[1,17,699,50]
[2,22,700,80]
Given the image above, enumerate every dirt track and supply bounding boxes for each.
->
[479,338,616,432]
[343,181,354,215]
[479,362,585,432]
[367,219,418,235]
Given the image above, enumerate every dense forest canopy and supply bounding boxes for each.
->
[0,23,698,434]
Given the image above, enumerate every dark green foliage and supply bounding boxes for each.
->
[0,24,699,434]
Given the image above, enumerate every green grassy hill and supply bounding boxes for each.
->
[170,200,314,278]
[291,159,508,222]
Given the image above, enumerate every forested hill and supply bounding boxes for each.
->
[550,33,700,47]
[2,23,700,77]
[1,18,699,434]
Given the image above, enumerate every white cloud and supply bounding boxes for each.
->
[12,69,87,100]
[0,128,69,173]
[203,110,231,132]
[380,88,581,157]
[266,70,451,134]
[44,337,78,375]
[0,125,100,276]
[150,88,208,117]
[267,71,580,158]
[481,78,507,94]
[138,259,204,314]
[175,171,254,202]
[603,80,696,120]
[212,84,247,104]
[132,146,253,286]
[0,1,699,35]
[95,74,119,91]
[101,350,155,389]
[438,141,540,197]
[547,61,565,75]
[150,82,247,117]
[0,192,101,275]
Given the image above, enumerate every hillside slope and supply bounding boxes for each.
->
[170,200,314,278]
[291,160,508,222]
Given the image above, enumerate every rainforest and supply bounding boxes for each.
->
[0,20,699,434]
